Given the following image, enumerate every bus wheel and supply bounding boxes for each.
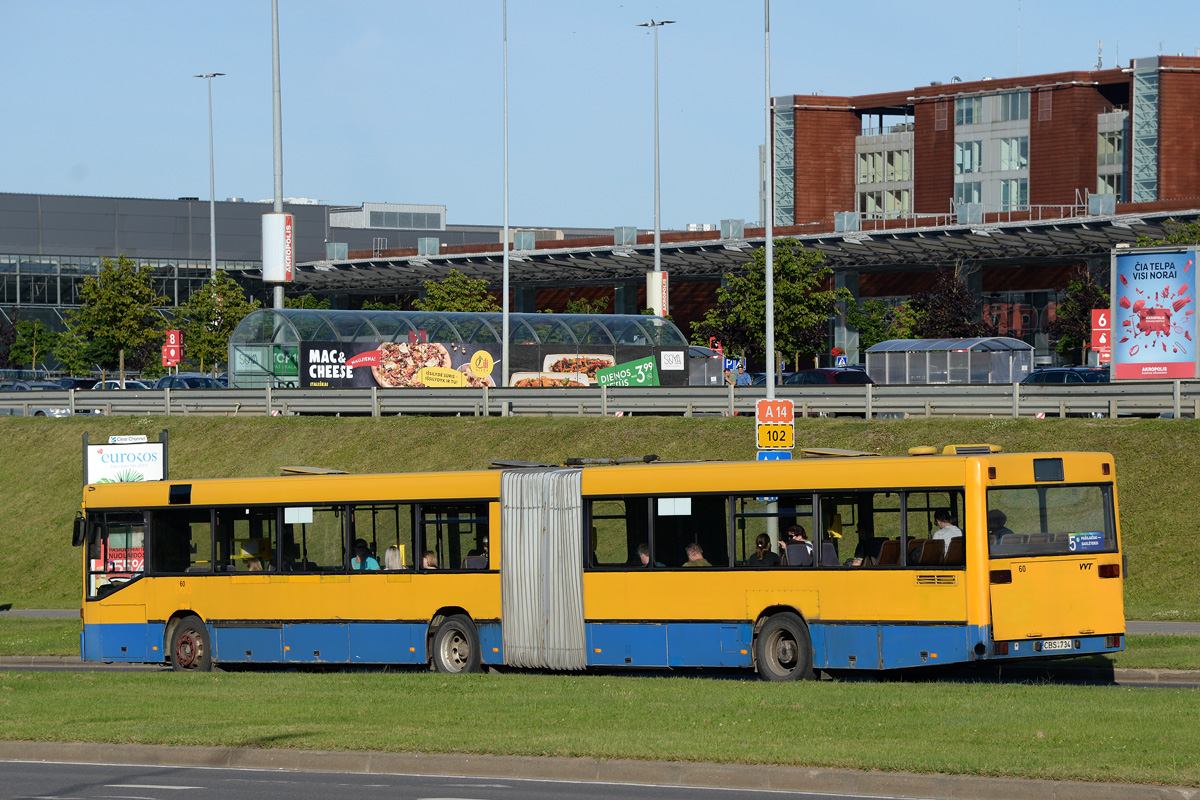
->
[432,615,481,674]
[756,613,814,681]
[170,617,212,672]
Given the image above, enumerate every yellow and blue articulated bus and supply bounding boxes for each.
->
[76,446,1125,679]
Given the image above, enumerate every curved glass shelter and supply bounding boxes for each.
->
[865,337,1034,385]
[229,309,689,389]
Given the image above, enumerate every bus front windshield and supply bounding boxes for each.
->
[987,484,1115,558]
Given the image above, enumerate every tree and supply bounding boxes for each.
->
[1046,267,1110,358]
[66,255,167,384]
[846,299,920,350]
[908,267,987,339]
[9,319,57,370]
[0,315,20,369]
[52,328,104,377]
[564,296,610,315]
[1136,218,1200,247]
[360,299,400,311]
[175,273,261,374]
[691,239,851,371]
[285,293,331,309]
[414,269,500,312]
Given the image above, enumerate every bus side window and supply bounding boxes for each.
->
[652,495,728,567]
[149,508,212,573]
[588,498,646,568]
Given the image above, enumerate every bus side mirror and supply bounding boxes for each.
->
[72,514,87,547]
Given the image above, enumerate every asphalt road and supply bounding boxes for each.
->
[1,743,1196,800]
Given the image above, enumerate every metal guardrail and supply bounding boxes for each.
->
[3,382,1200,419]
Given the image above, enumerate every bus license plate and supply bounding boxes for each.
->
[1042,639,1074,651]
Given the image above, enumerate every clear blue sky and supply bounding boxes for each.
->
[1,1,1194,230]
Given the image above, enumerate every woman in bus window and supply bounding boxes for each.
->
[383,545,406,570]
[746,533,781,567]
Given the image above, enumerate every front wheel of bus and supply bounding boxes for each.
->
[170,617,212,672]
[432,615,481,674]
[756,613,814,681]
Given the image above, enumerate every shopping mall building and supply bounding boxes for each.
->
[2,55,1198,363]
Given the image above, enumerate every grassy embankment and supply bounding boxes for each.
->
[2,415,1197,618]
[0,668,1196,787]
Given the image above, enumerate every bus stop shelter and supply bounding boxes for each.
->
[865,337,1034,385]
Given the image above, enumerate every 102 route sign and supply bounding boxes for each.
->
[756,398,795,450]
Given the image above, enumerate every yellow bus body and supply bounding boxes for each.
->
[78,449,1124,677]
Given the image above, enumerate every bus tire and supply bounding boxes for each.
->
[756,613,814,682]
[170,617,212,672]
[432,615,481,674]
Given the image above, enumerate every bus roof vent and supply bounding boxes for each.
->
[800,448,880,458]
[908,446,938,456]
[942,444,1002,455]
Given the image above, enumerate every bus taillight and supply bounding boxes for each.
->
[1106,634,1122,648]
[990,569,1012,584]
[1098,563,1120,578]
[993,642,1009,655]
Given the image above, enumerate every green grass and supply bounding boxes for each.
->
[2,415,1200,619]
[0,669,1196,786]
[0,618,80,657]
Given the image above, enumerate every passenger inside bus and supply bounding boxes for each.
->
[682,542,711,567]
[352,539,380,570]
[383,545,407,570]
[422,550,438,569]
[987,509,1014,545]
[746,533,781,567]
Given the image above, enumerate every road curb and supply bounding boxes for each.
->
[0,740,1196,800]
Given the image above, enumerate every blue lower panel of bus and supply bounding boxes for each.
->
[213,626,283,663]
[812,623,972,669]
[81,623,166,663]
[585,622,753,668]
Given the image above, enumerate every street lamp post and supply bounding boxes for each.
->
[194,72,225,280]
[637,19,674,279]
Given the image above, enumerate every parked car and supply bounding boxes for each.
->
[782,368,876,386]
[92,380,151,390]
[58,377,96,391]
[153,374,226,390]
[751,372,795,386]
[1020,367,1110,385]
[0,380,99,416]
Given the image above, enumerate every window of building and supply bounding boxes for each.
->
[1098,131,1123,166]
[858,152,885,184]
[999,137,1029,171]
[954,141,982,175]
[859,191,884,215]
[1000,178,1029,210]
[955,96,982,126]
[998,91,1030,121]
[954,182,982,205]
[887,150,911,181]
[886,189,911,216]
[1098,173,1124,198]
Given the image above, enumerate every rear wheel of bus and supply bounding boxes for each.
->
[756,613,814,681]
[432,614,481,674]
[170,616,212,672]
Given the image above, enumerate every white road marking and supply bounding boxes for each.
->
[104,785,203,790]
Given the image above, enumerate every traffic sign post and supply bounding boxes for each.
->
[755,398,795,450]
[1090,309,1111,364]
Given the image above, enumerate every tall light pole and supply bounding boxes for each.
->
[637,19,674,277]
[763,1,775,398]
[502,0,510,389]
[194,72,225,279]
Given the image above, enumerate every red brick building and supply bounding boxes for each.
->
[766,56,1200,227]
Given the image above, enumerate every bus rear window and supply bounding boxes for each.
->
[987,485,1115,558]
